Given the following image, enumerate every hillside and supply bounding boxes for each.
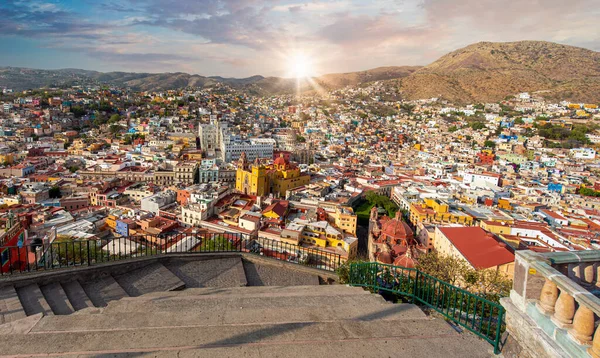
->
[1,41,599,102]
[399,41,600,103]
[0,66,419,94]
[314,66,421,90]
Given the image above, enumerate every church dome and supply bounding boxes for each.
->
[381,217,413,239]
[274,154,289,166]
[376,252,393,264]
[393,254,416,268]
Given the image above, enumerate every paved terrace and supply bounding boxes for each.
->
[0,253,491,357]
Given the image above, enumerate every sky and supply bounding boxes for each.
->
[1,0,599,78]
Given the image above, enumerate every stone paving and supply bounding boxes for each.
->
[0,255,492,357]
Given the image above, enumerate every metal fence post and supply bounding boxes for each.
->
[87,240,91,266]
[494,308,505,354]
[412,270,420,303]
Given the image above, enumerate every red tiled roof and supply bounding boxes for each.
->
[262,202,287,218]
[540,209,568,221]
[438,226,514,269]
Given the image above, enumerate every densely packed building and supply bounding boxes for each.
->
[1,82,599,273]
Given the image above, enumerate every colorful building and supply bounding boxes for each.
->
[235,153,310,198]
[368,208,418,266]
[434,226,515,278]
[409,198,474,227]
[298,220,358,259]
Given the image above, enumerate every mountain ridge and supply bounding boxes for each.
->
[1,40,599,102]
[400,40,600,102]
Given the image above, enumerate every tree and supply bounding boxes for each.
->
[416,251,512,302]
[514,117,525,125]
[49,186,61,199]
[363,190,398,218]
[109,124,122,135]
[579,188,600,197]
[448,126,458,133]
[416,251,470,286]
[71,106,86,118]
[470,122,486,130]
[108,114,121,124]
[365,190,379,204]
[484,140,496,148]
[400,103,416,114]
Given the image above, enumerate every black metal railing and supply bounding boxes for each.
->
[0,232,342,276]
[348,262,505,354]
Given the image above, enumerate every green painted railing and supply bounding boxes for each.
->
[348,262,505,354]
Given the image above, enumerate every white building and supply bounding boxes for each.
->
[570,148,596,160]
[221,137,275,163]
[198,119,219,153]
[272,129,297,151]
[586,134,600,144]
[140,190,176,215]
[462,172,501,188]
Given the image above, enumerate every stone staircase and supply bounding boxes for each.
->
[0,256,318,321]
[0,255,490,357]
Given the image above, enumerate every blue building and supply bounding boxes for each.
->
[116,219,135,237]
[548,183,563,193]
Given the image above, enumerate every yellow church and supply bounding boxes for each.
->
[235,153,310,197]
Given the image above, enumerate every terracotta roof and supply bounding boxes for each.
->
[262,202,286,218]
[381,217,413,239]
[393,254,416,268]
[273,155,288,166]
[377,251,393,264]
[438,226,514,269]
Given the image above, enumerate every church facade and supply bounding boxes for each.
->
[235,153,310,198]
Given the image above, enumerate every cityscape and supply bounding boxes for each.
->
[1,1,600,357]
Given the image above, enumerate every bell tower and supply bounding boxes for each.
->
[237,152,248,171]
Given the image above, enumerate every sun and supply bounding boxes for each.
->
[289,52,311,79]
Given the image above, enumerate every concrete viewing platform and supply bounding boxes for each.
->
[0,254,490,357]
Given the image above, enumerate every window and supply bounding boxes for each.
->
[1,248,10,266]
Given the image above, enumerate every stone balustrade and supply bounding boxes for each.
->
[501,250,600,358]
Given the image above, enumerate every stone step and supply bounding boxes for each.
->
[113,262,186,297]
[0,285,27,324]
[81,275,129,307]
[61,280,94,311]
[32,302,428,332]
[1,318,488,356]
[243,260,320,286]
[163,257,247,288]
[39,282,74,315]
[15,284,53,316]
[73,333,489,358]
[102,292,389,315]
[135,285,371,299]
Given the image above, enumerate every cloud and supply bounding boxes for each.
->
[419,0,600,50]
[89,50,194,63]
[0,0,112,40]
[317,12,432,48]
[0,0,599,76]
[123,0,284,49]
